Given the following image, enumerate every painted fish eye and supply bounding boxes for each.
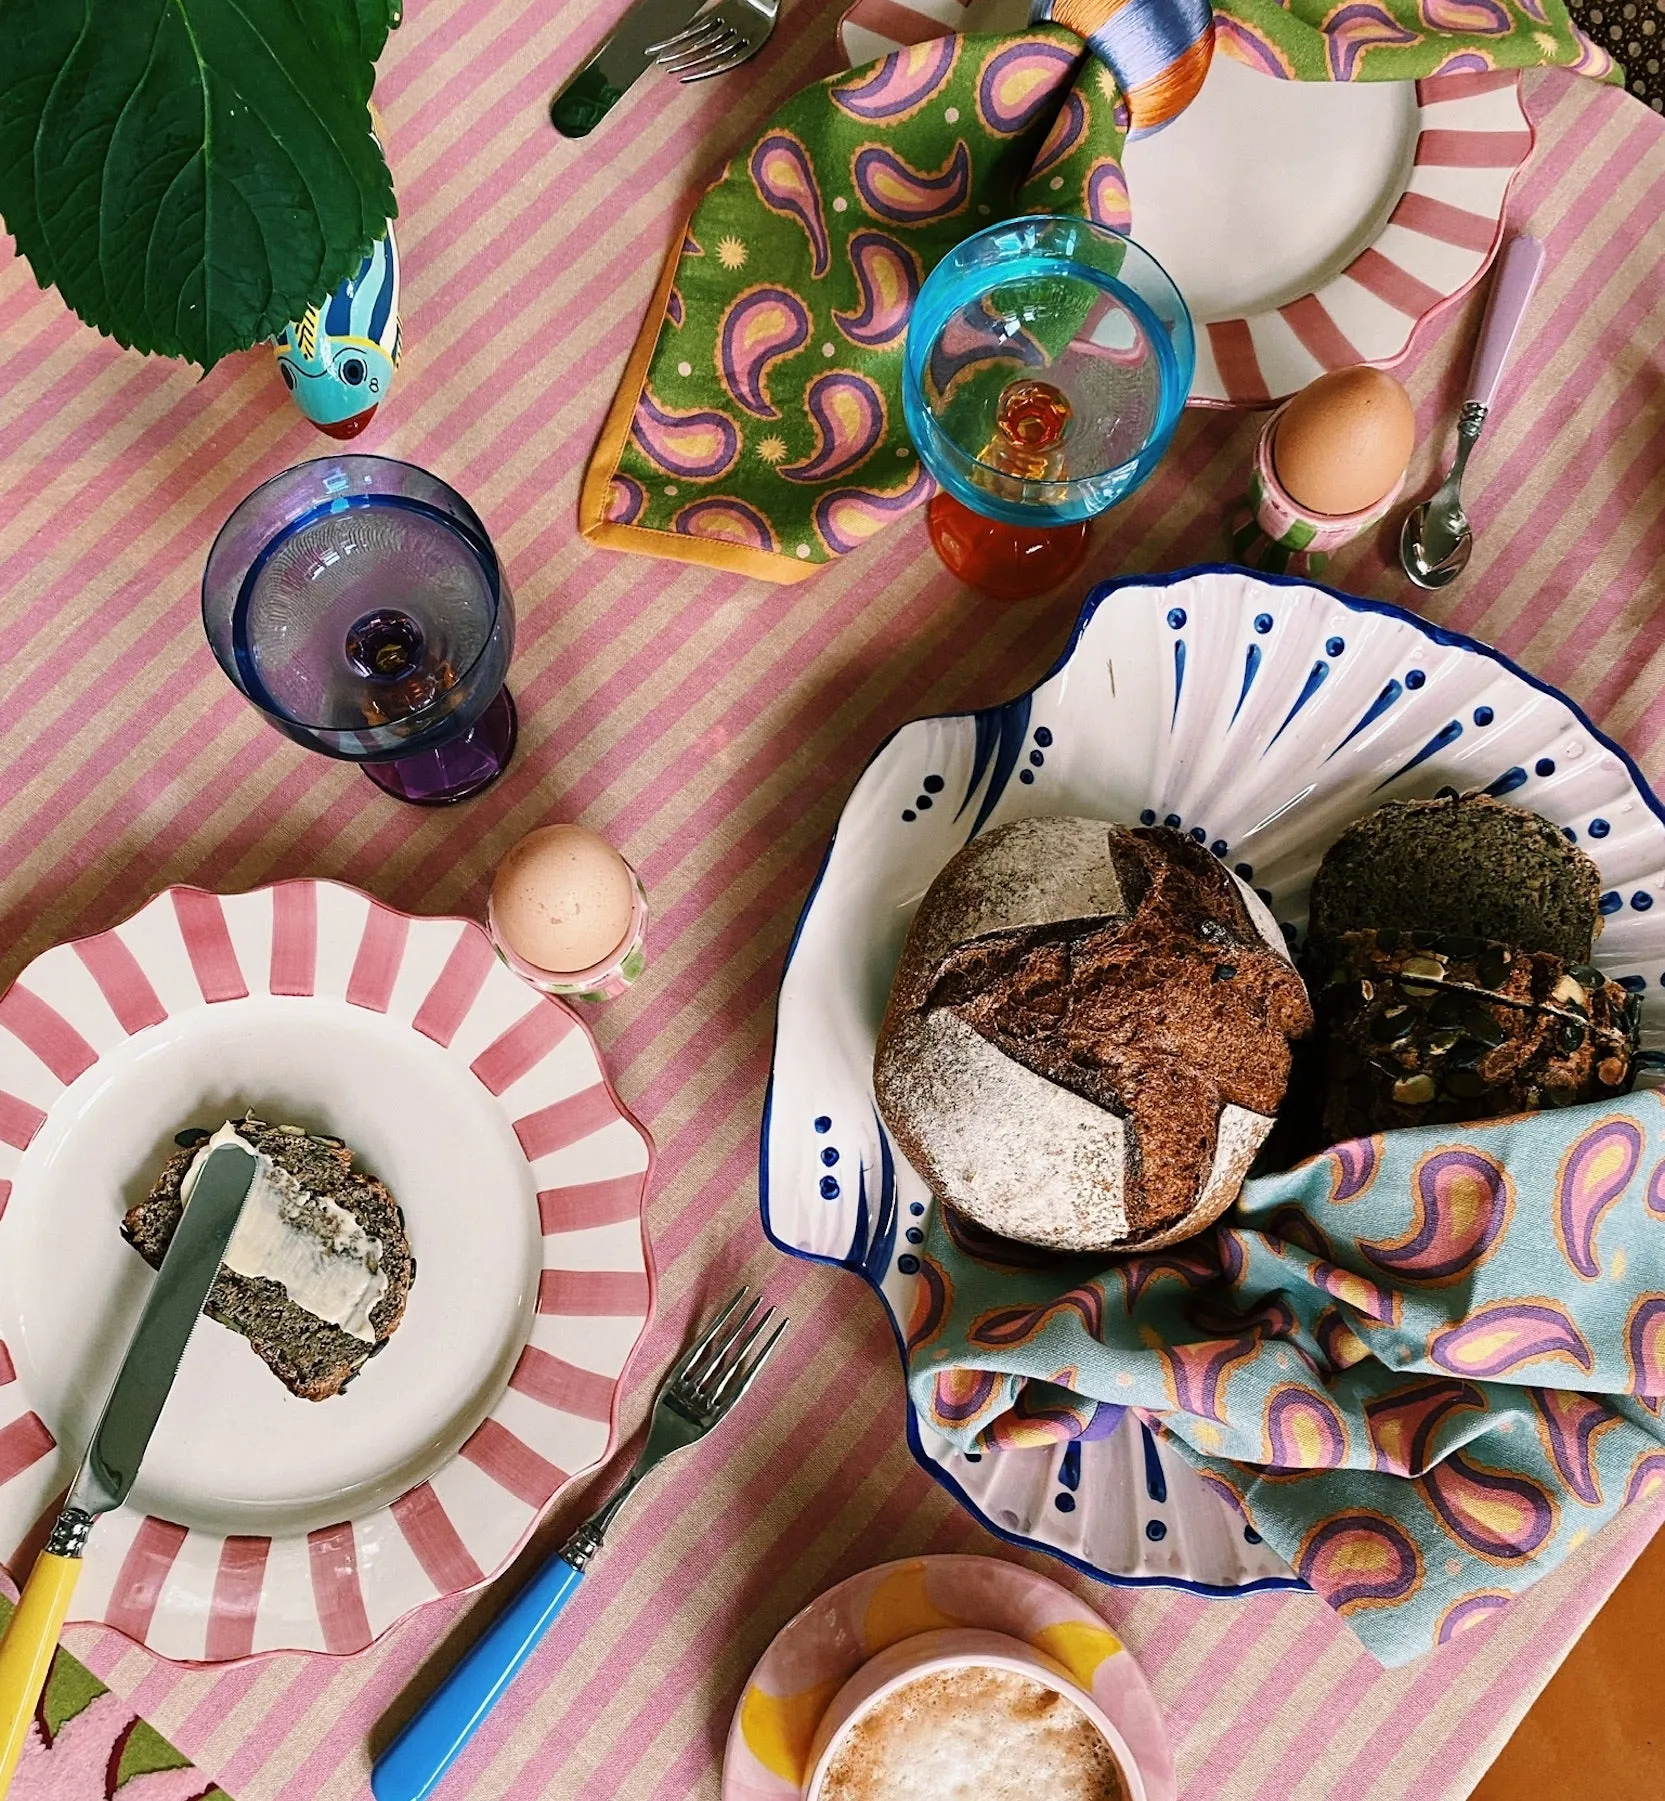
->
[278,362,297,391]
[340,355,367,386]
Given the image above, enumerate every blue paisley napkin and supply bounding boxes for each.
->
[906,1096,1665,1662]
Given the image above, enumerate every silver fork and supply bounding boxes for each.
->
[647,0,780,82]
[371,1289,788,1801]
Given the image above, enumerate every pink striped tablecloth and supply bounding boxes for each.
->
[1,2,1663,1793]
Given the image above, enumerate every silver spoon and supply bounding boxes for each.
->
[1401,234,1544,589]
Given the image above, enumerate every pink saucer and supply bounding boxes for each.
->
[723,1555,1174,1800]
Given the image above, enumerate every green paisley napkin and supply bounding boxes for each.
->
[580,1,1615,582]
[905,1098,1665,1664]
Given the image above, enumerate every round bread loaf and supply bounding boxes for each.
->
[873,818,1314,1253]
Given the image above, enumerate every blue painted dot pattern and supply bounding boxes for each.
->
[1164,813,1181,828]
[897,1253,919,1275]
[1055,1493,1077,1513]
[814,1116,831,1133]
[1029,749,1044,767]
[908,1201,925,1216]
[1167,608,1186,628]
[1473,706,1494,726]
[905,1227,924,1244]
[1145,1519,1167,1541]
[1034,727,1053,747]
[1235,862,1254,880]
[1536,758,1556,777]
[1018,770,1035,785]
[1601,892,1623,915]
[1590,818,1611,838]
[1406,669,1426,689]
[901,808,916,822]
[1244,1526,1263,1545]
[1634,892,1654,911]
[1210,840,1227,858]
[820,1176,840,1199]
[821,1147,838,1166]
[916,794,933,809]
[923,774,944,793]
[1326,636,1345,657]
[1254,613,1273,634]
[1140,808,1156,826]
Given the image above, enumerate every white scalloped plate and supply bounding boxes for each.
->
[838,0,1530,405]
[762,566,1665,1595]
[0,882,654,1661]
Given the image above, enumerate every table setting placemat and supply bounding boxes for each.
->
[2,0,1665,1797]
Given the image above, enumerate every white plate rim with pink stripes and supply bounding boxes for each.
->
[838,0,1533,405]
[0,880,655,1663]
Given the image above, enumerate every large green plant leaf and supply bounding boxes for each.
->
[0,0,398,368]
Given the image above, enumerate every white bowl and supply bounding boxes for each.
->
[763,565,1665,1596]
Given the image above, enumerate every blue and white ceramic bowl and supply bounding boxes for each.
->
[761,566,1665,1596]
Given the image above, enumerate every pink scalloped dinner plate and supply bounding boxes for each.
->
[839,0,1531,404]
[0,881,654,1662]
[723,1556,1175,1801]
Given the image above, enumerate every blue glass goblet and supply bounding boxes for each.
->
[203,456,517,805]
[904,215,1195,599]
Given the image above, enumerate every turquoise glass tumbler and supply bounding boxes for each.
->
[904,215,1195,532]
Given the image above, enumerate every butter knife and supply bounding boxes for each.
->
[550,0,708,137]
[0,1142,259,1799]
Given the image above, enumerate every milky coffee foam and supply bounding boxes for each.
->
[817,1664,1128,1801]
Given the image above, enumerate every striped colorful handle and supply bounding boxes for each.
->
[0,1552,81,1799]
[370,1555,585,1801]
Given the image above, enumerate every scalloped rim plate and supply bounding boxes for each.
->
[837,0,1530,404]
[761,565,1665,1596]
[0,881,655,1662]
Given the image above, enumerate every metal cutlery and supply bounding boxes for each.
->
[1400,234,1545,590]
[370,1287,788,1801]
[0,1143,259,1799]
[650,0,781,83]
[549,0,709,137]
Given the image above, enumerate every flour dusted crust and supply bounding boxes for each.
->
[873,819,1314,1253]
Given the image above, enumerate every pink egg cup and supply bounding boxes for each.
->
[802,1628,1148,1801]
[488,867,649,1002]
[1233,401,1407,575]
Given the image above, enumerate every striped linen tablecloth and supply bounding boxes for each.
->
[2,0,1664,1792]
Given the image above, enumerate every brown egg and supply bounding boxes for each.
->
[1271,367,1417,518]
[491,823,635,974]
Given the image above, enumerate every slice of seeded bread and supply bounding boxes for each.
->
[1305,793,1602,975]
[122,1116,413,1401]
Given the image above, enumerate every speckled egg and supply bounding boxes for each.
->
[490,824,635,975]
[1272,367,1417,518]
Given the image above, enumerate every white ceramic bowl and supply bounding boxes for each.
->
[763,565,1665,1597]
[803,1627,1147,1801]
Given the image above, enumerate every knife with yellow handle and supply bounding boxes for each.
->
[0,1142,259,1797]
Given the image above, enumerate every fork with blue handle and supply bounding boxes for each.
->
[370,1289,788,1801]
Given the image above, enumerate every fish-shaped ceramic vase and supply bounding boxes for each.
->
[275,225,402,438]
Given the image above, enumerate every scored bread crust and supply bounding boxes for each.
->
[122,1118,413,1401]
[873,818,1313,1254]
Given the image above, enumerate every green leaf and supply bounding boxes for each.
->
[0,0,397,369]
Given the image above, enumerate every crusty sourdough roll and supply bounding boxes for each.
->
[873,818,1313,1254]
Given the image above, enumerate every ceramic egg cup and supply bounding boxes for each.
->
[1229,400,1406,577]
[803,1627,1147,1801]
[489,867,649,1001]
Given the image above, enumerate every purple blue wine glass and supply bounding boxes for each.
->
[203,456,517,805]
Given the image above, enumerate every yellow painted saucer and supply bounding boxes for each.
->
[722,1555,1174,1800]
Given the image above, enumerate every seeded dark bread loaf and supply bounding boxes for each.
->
[1317,931,1639,1140]
[1305,794,1603,975]
[122,1117,413,1401]
[873,819,1314,1253]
